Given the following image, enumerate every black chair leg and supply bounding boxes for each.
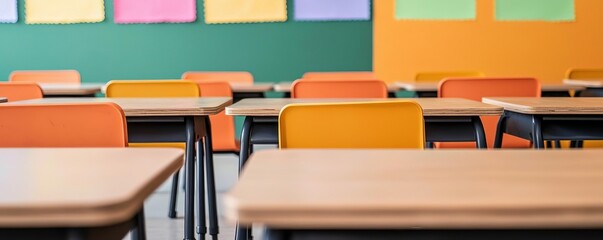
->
[168,171,180,218]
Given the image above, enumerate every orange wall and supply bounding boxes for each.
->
[374,0,603,83]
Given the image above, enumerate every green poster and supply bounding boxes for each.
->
[395,0,476,20]
[496,0,575,21]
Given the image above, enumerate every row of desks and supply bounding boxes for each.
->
[37,81,592,97]
[3,94,603,239]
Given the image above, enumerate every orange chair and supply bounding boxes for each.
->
[0,82,44,102]
[438,77,541,148]
[415,71,484,83]
[291,79,388,99]
[302,71,376,80]
[0,103,127,147]
[9,70,81,84]
[196,81,240,153]
[182,71,254,84]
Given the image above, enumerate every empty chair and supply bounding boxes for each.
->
[566,68,603,80]
[10,70,81,84]
[302,71,376,80]
[438,77,541,148]
[182,71,254,84]
[415,71,484,83]
[0,82,44,102]
[106,79,199,219]
[279,101,425,149]
[566,68,603,97]
[196,81,240,154]
[0,103,127,147]
[291,79,388,99]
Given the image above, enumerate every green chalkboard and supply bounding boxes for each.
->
[0,0,372,83]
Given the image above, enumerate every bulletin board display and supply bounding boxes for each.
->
[374,0,603,83]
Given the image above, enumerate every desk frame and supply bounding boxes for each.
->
[494,111,603,149]
[127,116,217,240]
[264,228,603,240]
[234,115,487,240]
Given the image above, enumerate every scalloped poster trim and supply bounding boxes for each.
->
[114,0,197,24]
[25,0,105,25]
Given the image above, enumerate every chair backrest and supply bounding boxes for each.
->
[182,71,254,84]
[415,71,484,83]
[106,80,199,98]
[0,82,44,101]
[197,81,238,151]
[566,69,603,80]
[291,79,388,99]
[439,77,541,148]
[279,101,425,149]
[10,70,81,84]
[302,71,376,80]
[0,103,128,147]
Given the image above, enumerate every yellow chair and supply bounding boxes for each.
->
[415,71,484,83]
[105,79,199,219]
[566,69,603,147]
[566,68,603,80]
[279,101,425,149]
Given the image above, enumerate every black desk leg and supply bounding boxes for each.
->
[168,171,180,218]
[204,119,219,240]
[236,116,254,240]
[197,140,206,240]
[184,117,197,240]
[472,116,488,149]
[494,114,508,149]
[531,116,545,149]
[131,207,147,240]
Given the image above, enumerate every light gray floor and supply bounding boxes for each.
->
[125,147,272,240]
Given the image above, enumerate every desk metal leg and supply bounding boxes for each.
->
[197,141,206,240]
[472,117,487,149]
[236,117,253,240]
[131,207,147,240]
[494,114,508,149]
[204,119,219,240]
[532,116,545,149]
[184,117,196,240]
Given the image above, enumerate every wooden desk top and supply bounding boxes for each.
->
[273,82,401,93]
[563,79,603,88]
[0,148,183,227]
[5,97,232,117]
[231,83,274,93]
[397,82,585,92]
[40,83,104,96]
[483,97,603,115]
[226,98,502,117]
[227,149,603,229]
[0,97,6,103]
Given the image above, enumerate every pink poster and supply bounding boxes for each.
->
[114,0,196,24]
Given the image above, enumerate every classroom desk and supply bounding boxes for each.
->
[5,97,231,240]
[397,82,585,98]
[563,79,603,96]
[482,97,603,149]
[0,97,6,103]
[227,149,603,240]
[39,83,104,97]
[227,98,500,240]
[230,83,274,102]
[273,82,402,98]
[0,148,183,240]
